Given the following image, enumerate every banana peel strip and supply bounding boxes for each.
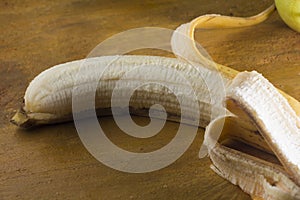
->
[171,4,300,199]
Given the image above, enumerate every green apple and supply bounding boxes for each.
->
[275,0,300,32]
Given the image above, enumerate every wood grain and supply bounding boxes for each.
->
[0,0,299,199]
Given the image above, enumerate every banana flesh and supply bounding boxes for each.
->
[11,55,225,128]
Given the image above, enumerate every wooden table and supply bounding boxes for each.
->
[1,0,299,199]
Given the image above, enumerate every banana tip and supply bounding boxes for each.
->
[10,109,32,128]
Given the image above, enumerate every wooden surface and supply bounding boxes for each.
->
[1,0,299,199]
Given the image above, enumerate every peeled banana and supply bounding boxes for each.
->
[10,3,300,200]
[10,54,300,199]
[11,55,226,128]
